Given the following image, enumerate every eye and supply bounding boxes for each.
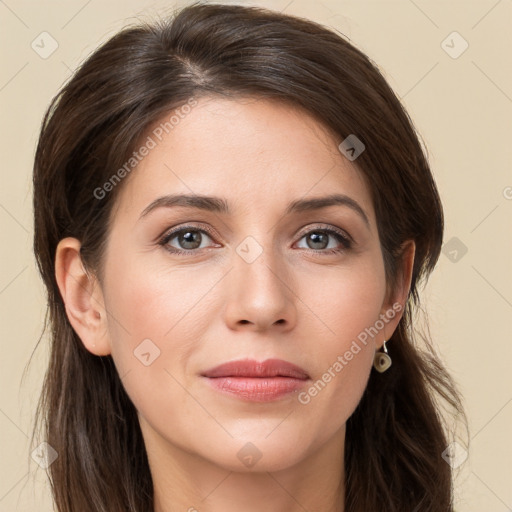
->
[295,227,352,254]
[158,224,352,256]
[159,225,218,255]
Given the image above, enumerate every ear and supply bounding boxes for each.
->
[378,240,416,347]
[54,237,111,356]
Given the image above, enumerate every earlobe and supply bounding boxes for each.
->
[54,237,111,356]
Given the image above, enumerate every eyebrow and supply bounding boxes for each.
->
[139,193,370,227]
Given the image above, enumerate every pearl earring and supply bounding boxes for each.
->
[373,339,392,373]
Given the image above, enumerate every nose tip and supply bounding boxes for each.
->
[225,254,296,332]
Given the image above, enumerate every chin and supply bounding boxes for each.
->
[198,434,311,473]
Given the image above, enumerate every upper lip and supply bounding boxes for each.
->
[201,358,310,379]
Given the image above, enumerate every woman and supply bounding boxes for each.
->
[31,2,467,511]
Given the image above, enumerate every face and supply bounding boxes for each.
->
[93,96,404,473]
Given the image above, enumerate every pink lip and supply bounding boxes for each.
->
[201,358,310,402]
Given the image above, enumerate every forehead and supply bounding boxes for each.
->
[113,96,375,224]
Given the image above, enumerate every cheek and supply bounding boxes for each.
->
[101,254,225,409]
[293,256,385,426]
[104,251,224,345]
[100,266,204,437]
[308,254,387,351]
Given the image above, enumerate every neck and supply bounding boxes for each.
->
[148,426,345,512]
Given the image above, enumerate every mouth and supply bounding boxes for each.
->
[201,358,310,402]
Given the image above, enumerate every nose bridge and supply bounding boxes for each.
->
[235,232,286,297]
[225,231,296,330]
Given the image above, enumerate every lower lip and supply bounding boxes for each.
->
[203,376,308,402]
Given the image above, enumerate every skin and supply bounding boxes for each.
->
[55,96,415,512]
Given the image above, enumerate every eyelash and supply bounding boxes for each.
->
[158,223,352,256]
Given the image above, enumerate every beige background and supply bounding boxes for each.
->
[0,0,511,510]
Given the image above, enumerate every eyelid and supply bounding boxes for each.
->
[159,223,219,245]
[295,223,353,244]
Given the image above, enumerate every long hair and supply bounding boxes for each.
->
[30,3,467,510]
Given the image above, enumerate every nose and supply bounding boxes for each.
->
[223,242,297,332]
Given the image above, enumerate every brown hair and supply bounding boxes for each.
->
[31,2,467,510]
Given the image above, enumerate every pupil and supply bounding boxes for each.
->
[181,231,201,249]
[309,232,327,249]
